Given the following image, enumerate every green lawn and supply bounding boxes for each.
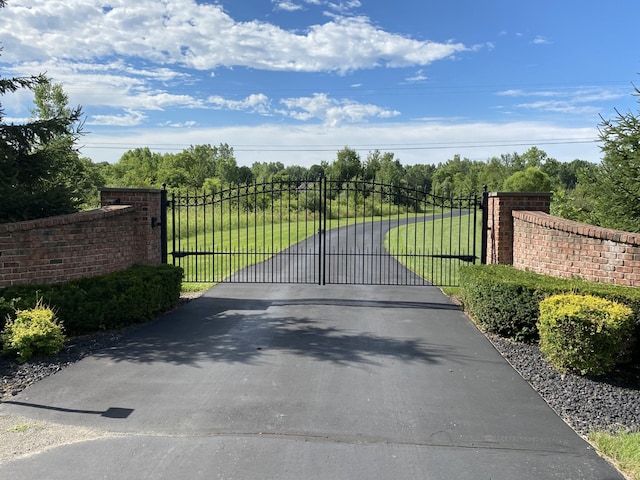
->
[385,213,483,286]
[589,431,640,480]
[171,207,479,285]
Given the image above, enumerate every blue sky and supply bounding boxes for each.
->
[2,0,639,167]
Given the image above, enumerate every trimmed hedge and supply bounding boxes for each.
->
[459,264,640,348]
[0,264,183,336]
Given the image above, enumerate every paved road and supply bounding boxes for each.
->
[228,210,472,285]
[0,283,622,479]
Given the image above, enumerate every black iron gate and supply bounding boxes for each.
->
[166,178,483,286]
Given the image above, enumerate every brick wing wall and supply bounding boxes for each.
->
[0,188,164,287]
[512,211,640,287]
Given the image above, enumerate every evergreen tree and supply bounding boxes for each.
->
[0,3,85,222]
[588,85,640,232]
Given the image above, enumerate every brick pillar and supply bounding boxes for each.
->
[100,188,164,265]
[486,192,552,265]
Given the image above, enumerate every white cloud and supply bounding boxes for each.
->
[79,120,602,166]
[277,93,400,125]
[405,69,428,83]
[160,120,198,128]
[496,87,627,115]
[0,1,468,73]
[532,35,551,45]
[207,94,272,115]
[89,109,148,126]
[273,1,304,12]
[327,1,362,13]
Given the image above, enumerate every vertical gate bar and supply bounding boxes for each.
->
[413,192,418,285]
[246,185,250,282]
[214,189,218,282]
[235,185,239,282]
[185,192,190,282]
[317,177,322,285]
[253,183,258,283]
[449,196,455,286]
[404,194,409,286]
[421,194,427,283]
[481,186,488,264]
[218,187,223,283]
[321,176,327,285]
[195,191,199,282]
[394,189,400,285]
[170,191,176,267]
[227,186,232,282]
[380,184,383,285]
[278,181,282,283]
[471,193,477,267]
[432,196,438,285]
[344,180,349,283]
[202,191,207,282]
[370,182,375,285]
[362,181,366,285]
[287,181,292,283]
[160,186,168,264]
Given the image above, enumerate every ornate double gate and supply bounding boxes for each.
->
[166,178,484,286]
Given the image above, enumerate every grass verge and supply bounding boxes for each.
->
[588,431,640,480]
[386,213,482,286]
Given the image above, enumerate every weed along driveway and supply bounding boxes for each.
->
[0,283,624,479]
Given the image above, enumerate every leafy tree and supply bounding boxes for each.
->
[109,147,162,187]
[502,166,553,192]
[0,18,85,222]
[586,86,640,232]
[308,164,325,180]
[404,163,434,193]
[375,151,405,185]
[328,147,362,184]
[30,79,105,209]
[431,155,483,196]
[251,161,284,182]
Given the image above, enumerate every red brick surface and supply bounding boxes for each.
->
[0,189,164,287]
[511,210,640,287]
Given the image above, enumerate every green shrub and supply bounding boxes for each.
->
[459,265,554,341]
[0,265,183,336]
[459,265,640,347]
[1,301,65,363]
[538,294,635,375]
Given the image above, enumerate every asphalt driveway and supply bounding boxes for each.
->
[0,283,623,479]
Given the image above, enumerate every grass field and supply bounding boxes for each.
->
[169,207,470,283]
[385,212,483,286]
[589,431,640,480]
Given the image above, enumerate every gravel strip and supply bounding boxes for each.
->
[487,333,640,436]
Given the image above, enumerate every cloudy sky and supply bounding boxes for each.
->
[1,0,639,167]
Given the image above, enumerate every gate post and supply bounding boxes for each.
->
[481,186,489,264]
[160,185,168,264]
[485,192,552,265]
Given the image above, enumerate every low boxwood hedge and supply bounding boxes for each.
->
[459,264,640,351]
[0,264,183,336]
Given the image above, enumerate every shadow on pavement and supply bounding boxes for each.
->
[90,295,469,368]
[1,401,133,419]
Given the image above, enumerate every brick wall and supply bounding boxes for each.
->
[485,192,552,265]
[512,211,640,287]
[0,188,164,287]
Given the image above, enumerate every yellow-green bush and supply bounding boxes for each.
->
[1,302,65,363]
[538,294,635,375]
